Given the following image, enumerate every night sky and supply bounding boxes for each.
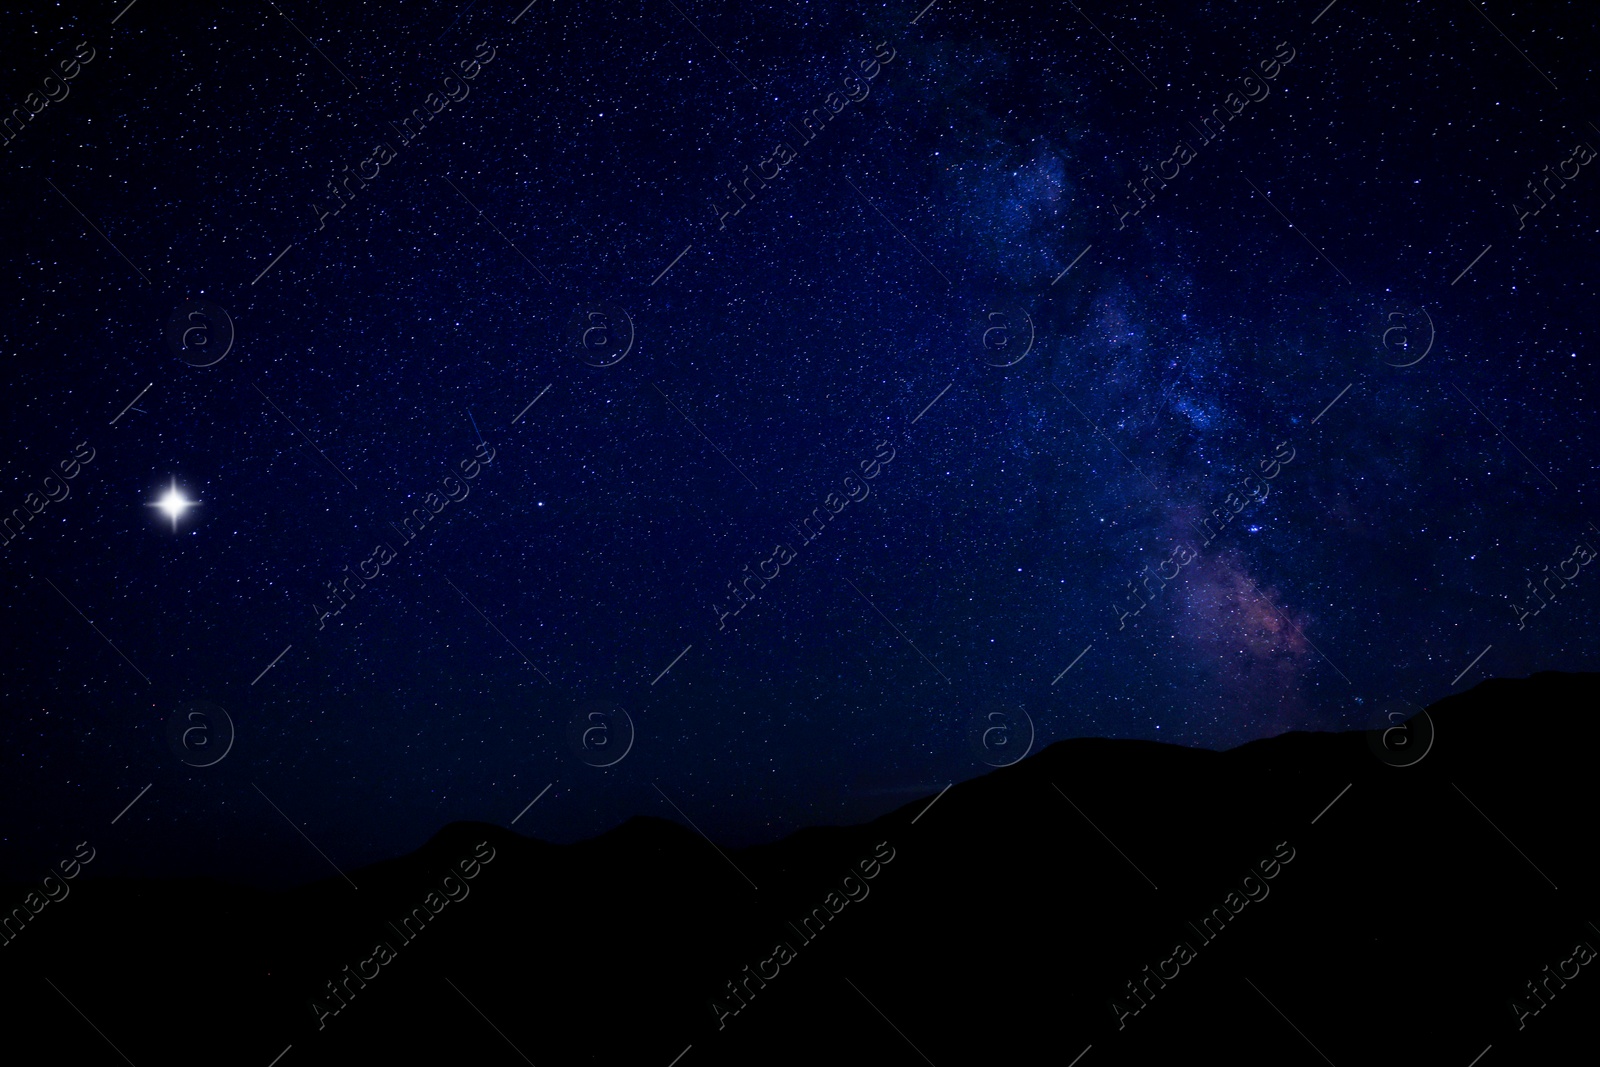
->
[1,0,1595,888]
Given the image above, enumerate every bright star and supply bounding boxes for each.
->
[148,478,201,531]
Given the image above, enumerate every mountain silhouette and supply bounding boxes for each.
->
[2,671,1594,1066]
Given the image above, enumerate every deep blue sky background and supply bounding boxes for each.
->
[1,0,1595,887]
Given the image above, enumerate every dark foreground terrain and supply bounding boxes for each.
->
[3,672,1596,1066]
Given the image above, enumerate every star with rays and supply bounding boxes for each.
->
[148,478,201,531]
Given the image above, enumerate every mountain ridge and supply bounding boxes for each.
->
[2,671,1593,1066]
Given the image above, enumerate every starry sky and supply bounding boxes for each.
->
[1,0,1595,888]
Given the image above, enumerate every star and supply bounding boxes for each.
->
[148,478,201,531]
